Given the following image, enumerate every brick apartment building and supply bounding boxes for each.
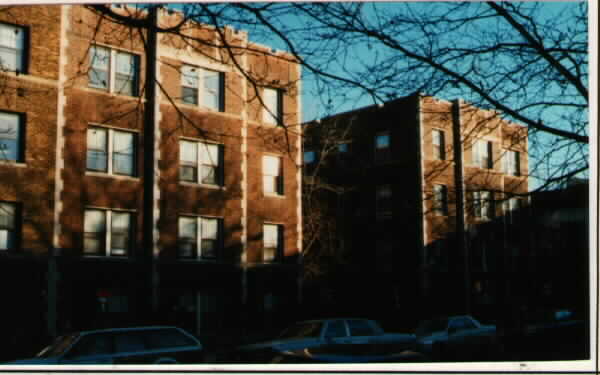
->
[0,4,302,357]
[303,93,528,329]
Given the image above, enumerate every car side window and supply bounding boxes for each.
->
[347,320,375,336]
[324,321,347,339]
[449,317,477,332]
[144,328,197,349]
[114,332,146,352]
[66,334,113,358]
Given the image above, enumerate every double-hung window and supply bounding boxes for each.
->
[473,191,493,220]
[263,155,283,195]
[433,184,448,216]
[262,87,283,125]
[178,216,222,260]
[0,202,18,251]
[89,45,139,96]
[84,209,133,256]
[473,140,493,169]
[87,127,136,176]
[375,184,392,219]
[263,223,283,262]
[374,131,391,163]
[0,23,26,73]
[432,129,446,160]
[180,140,224,186]
[0,111,24,162]
[181,65,225,112]
[503,197,521,224]
[503,150,520,176]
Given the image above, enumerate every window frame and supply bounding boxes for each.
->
[375,184,393,219]
[86,126,137,177]
[374,131,391,163]
[0,22,27,74]
[433,184,448,216]
[503,149,521,176]
[262,87,283,125]
[181,64,225,112]
[179,139,224,187]
[473,190,493,220]
[473,139,493,169]
[88,45,140,97]
[0,111,25,163]
[263,223,284,262]
[0,201,19,251]
[262,154,284,196]
[177,215,223,261]
[83,209,134,257]
[432,129,446,160]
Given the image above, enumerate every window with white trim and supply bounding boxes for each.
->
[0,111,24,162]
[433,184,448,216]
[179,140,224,186]
[0,202,18,251]
[89,45,139,96]
[84,209,133,257]
[262,87,282,124]
[473,191,493,220]
[375,184,392,219]
[263,155,284,195]
[87,127,136,176]
[374,131,391,163]
[181,65,225,111]
[178,216,222,260]
[263,223,283,262]
[432,129,446,160]
[473,140,493,169]
[503,150,520,176]
[0,22,26,73]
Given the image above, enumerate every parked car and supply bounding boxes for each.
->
[5,326,203,365]
[415,315,497,361]
[228,318,422,363]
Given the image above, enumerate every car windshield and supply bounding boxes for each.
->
[278,322,323,340]
[36,333,79,358]
[416,318,448,336]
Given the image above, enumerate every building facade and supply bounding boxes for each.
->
[0,4,302,358]
[303,93,528,330]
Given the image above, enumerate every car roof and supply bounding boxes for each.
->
[77,326,184,336]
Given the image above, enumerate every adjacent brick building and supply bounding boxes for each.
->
[0,4,301,358]
[303,93,528,328]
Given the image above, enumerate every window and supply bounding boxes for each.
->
[181,65,225,111]
[178,216,222,260]
[303,150,315,164]
[473,140,493,169]
[84,209,133,256]
[263,155,284,195]
[0,22,26,73]
[473,191,493,220]
[89,45,139,96]
[0,111,24,162]
[0,202,18,251]
[263,223,283,262]
[179,140,224,186]
[375,184,392,219]
[432,129,446,160]
[324,321,347,339]
[433,184,448,216]
[374,131,391,163]
[503,150,520,176]
[337,142,349,154]
[262,87,283,124]
[87,127,136,176]
[503,197,521,224]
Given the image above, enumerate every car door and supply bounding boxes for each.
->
[60,333,114,364]
[314,320,349,356]
[345,319,378,356]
